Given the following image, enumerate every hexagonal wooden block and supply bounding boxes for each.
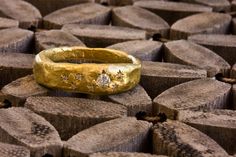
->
[164,40,230,77]
[106,84,152,116]
[0,28,34,53]
[0,17,18,30]
[0,142,30,157]
[64,117,152,156]
[141,61,207,99]
[170,12,231,40]
[182,0,231,12]
[112,6,169,38]
[188,34,236,65]
[0,107,63,157]
[107,40,163,61]
[153,78,231,119]
[0,53,34,88]
[134,1,212,25]
[153,120,228,157]
[0,0,41,29]
[62,24,147,47]
[43,3,111,29]
[25,96,127,140]
[25,0,94,16]
[35,30,86,53]
[90,152,167,157]
[179,109,236,155]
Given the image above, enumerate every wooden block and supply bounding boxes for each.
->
[179,109,236,155]
[164,40,231,77]
[107,40,163,61]
[25,96,127,140]
[134,1,212,25]
[35,30,86,53]
[170,12,231,40]
[90,152,167,157]
[153,78,231,119]
[233,18,236,34]
[0,142,30,157]
[43,3,111,29]
[233,85,236,110]
[64,117,152,156]
[0,17,19,30]
[62,24,147,47]
[188,34,236,65]
[152,120,228,157]
[182,0,231,12]
[0,0,41,29]
[0,52,34,88]
[112,6,169,38]
[141,61,207,99]
[1,75,49,106]
[0,28,34,53]
[105,84,152,116]
[0,107,63,157]
[25,0,94,16]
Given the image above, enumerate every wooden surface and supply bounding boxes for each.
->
[0,0,41,29]
[64,117,152,156]
[170,12,231,40]
[153,120,228,157]
[0,28,34,53]
[141,61,207,99]
[112,6,169,38]
[0,52,34,88]
[164,40,231,77]
[0,107,63,157]
[179,109,236,155]
[107,40,163,61]
[43,3,111,29]
[153,78,231,119]
[62,24,147,47]
[35,30,86,53]
[188,34,236,65]
[0,17,19,30]
[25,96,127,140]
[134,1,212,25]
[0,142,30,157]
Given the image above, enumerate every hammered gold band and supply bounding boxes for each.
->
[33,47,141,95]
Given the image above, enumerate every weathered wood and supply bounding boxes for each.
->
[64,117,152,157]
[188,34,236,65]
[153,78,231,119]
[1,75,49,106]
[90,152,167,157]
[105,84,152,116]
[25,0,94,16]
[141,61,207,99]
[0,107,63,157]
[164,40,230,77]
[0,28,34,53]
[233,85,236,110]
[112,6,169,38]
[25,96,127,140]
[0,0,41,29]
[0,52,34,88]
[35,30,86,53]
[62,24,147,47]
[134,1,212,25]
[0,17,18,30]
[43,3,111,29]
[170,12,231,40]
[0,142,30,157]
[182,0,231,12]
[179,109,236,155]
[233,18,236,34]
[152,120,228,157]
[107,40,162,61]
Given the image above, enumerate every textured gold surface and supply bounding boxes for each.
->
[33,47,141,95]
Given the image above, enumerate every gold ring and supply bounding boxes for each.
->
[33,47,141,95]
